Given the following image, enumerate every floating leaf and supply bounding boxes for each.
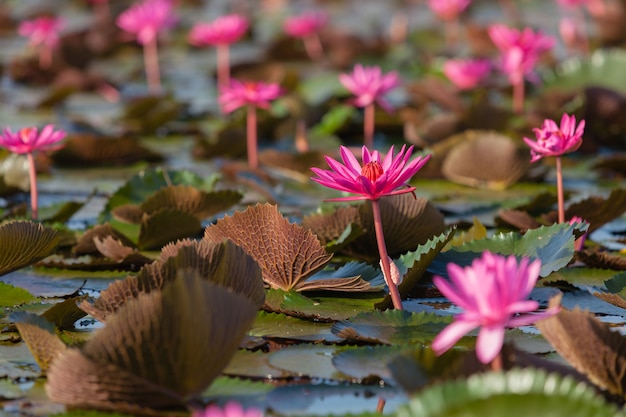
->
[268,345,350,381]
[332,310,451,345]
[593,271,626,309]
[536,307,626,397]
[41,296,89,330]
[250,311,342,343]
[441,131,530,189]
[137,209,202,250]
[0,221,60,276]
[0,282,37,307]
[542,268,619,290]
[577,249,626,270]
[74,224,137,256]
[48,270,260,413]
[332,345,406,383]
[11,311,67,373]
[140,186,242,220]
[397,368,619,417]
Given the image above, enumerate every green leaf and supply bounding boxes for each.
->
[250,311,342,342]
[542,268,619,290]
[332,345,406,383]
[267,344,352,381]
[310,105,356,137]
[397,368,620,417]
[0,282,37,307]
[430,223,581,277]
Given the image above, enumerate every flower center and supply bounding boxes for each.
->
[361,161,384,182]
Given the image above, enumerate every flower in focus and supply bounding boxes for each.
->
[188,14,249,47]
[117,0,177,45]
[523,114,585,162]
[0,125,66,154]
[311,145,430,201]
[443,58,491,90]
[18,16,64,49]
[283,11,327,38]
[192,401,263,417]
[432,251,558,364]
[339,64,400,112]
[488,24,555,84]
[427,0,472,21]
[218,80,283,113]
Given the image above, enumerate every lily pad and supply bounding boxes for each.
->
[0,282,37,307]
[0,221,60,277]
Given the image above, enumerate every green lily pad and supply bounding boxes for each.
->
[223,349,290,379]
[0,282,37,307]
[202,376,274,409]
[268,344,352,381]
[542,268,619,290]
[332,345,406,383]
[399,368,620,417]
[251,311,342,343]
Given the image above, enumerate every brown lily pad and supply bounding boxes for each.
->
[12,312,67,374]
[0,221,60,276]
[575,249,626,270]
[140,186,242,221]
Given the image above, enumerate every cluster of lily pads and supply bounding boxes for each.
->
[0,0,626,416]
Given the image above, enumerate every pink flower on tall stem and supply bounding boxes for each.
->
[117,0,177,94]
[339,65,400,149]
[0,125,66,220]
[432,252,558,367]
[488,24,555,114]
[524,114,584,223]
[283,11,327,61]
[427,0,472,47]
[443,58,491,90]
[189,14,249,88]
[311,145,431,310]
[192,401,263,417]
[18,16,64,69]
[219,80,283,169]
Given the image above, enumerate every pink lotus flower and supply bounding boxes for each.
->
[432,252,558,364]
[116,0,177,45]
[443,58,491,90]
[311,145,430,202]
[18,16,64,49]
[219,80,283,114]
[283,11,328,38]
[427,0,472,21]
[523,114,584,162]
[188,14,249,47]
[339,64,400,112]
[0,125,66,220]
[192,402,263,417]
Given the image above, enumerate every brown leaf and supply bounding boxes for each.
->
[80,239,264,322]
[441,130,530,189]
[48,270,259,413]
[74,223,137,255]
[138,209,202,250]
[536,307,626,396]
[203,203,333,291]
[12,312,67,374]
[41,296,89,331]
[0,221,60,276]
[497,209,542,231]
[576,249,626,270]
[301,205,361,247]
[111,204,145,224]
[258,149,329,176]
[140,185,242,220]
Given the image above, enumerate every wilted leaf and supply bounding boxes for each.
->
[138,209,202,250]
[74,224,137,256]
[0,221,60,276]
[301,205,362,248]
[11,311,67,373]
[536,307,626,396]
[204,204,334,291]
[577,249,626,270]
[41,296,89,330]
[48,270,260,413]
[140,186,242,220]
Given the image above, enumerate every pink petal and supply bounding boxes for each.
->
[431,319,478,355]
[475,324,505,364]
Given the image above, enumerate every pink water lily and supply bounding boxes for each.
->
[432,252,558,365]
[189,14,249,88]
[192,401,263,417]
[18,16,64,68]
[117,0,177,94]
[312,145,430,311]
[339,65,400,148]
[283,11,327,60]
[443,58,491,90]
[0,125,66,219]
[427,0,472,21]
[311,145,430,202]
[219,80,282,169]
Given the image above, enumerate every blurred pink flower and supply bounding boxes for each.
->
[192,402,263,417]
[523,114,585,162]
[18,16,64,49]
[569,216,588,251]
[443,58,490,90]
[283,11,327,38]
[218,80,283,113]
[339,64,400,112]
[488,24,555,84]
[117,0,177,45]
[311,145,430,202]
[555,0,589,7]
[0,125,66,154]
[189,14,249,47]
[432,252,558,364]
[427,0,472,21]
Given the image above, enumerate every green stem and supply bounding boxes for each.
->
[247,104,258,169]
[371,199,403,310]
[556,156,565,223]
[26,153,38,220]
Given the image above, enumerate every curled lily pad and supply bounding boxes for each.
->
[137,209,202,250]
[48,270,260,414]
[139,186,242,221]
[441,130,531,189]
[0,221,60,276]
[11,312,67,374]
[80,239,264,322]
[204,204,372,292]
[577,249,626,270]
[74,224,137,256]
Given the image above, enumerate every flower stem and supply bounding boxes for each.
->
[490,352,503,372]
[39,46,52,70]
[555,156,565,223]
[246,104,258,169]
[26,152,38,220]
[303,34,323,61]
[143,37,161,95]
[513,80,524,114]
[364,103,375,149]
[371,199,403,310]
[217,44,230,88]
